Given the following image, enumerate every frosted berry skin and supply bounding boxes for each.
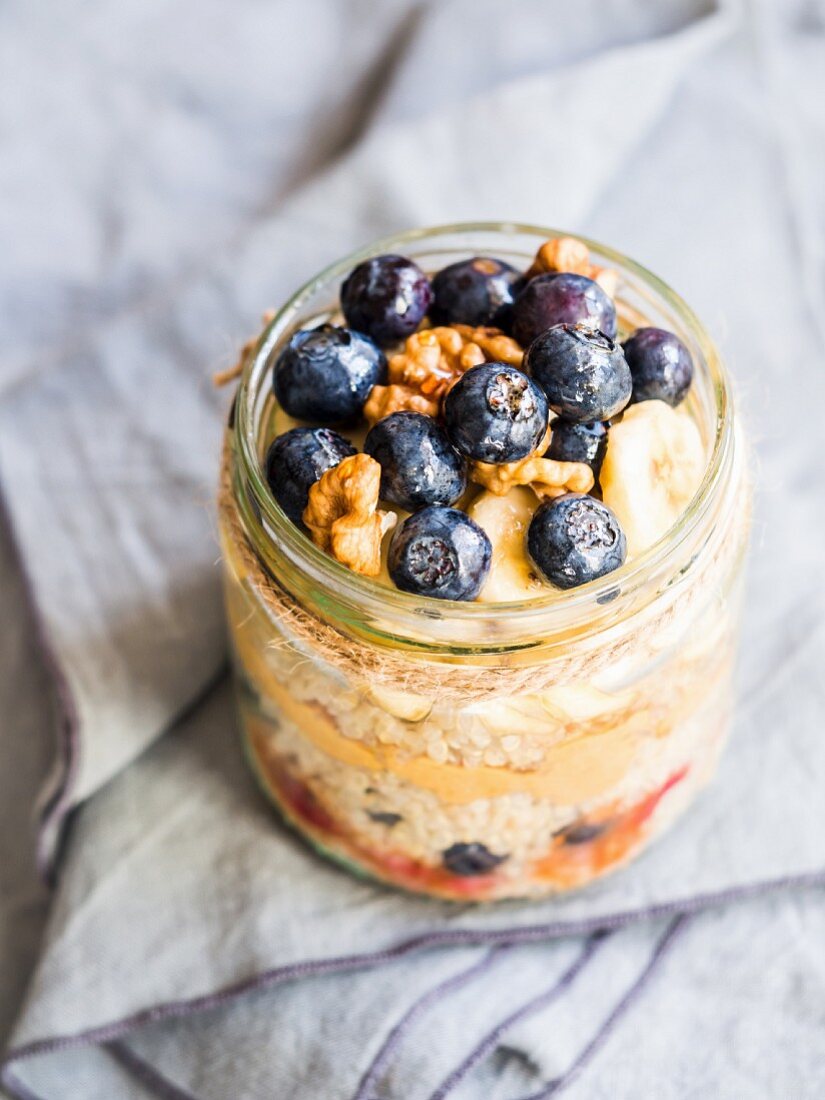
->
[340,254,433,347]
[546,418,608,478]
[364,412,467,511]
[430,257,523,328]
[512,272,617,346]
[525,323,632,423]
[272,324,386,423]
[265,428,356,526]
[444,363,549,464]
[527,494,627,589]
[623,326,694,407]
[388,506,492,600]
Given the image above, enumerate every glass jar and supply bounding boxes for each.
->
[219,224,750,901]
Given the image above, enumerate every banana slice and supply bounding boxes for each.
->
[473,695,557,737]
[466,487,545,602]
[368,684,433,722]
[540,684,633,723]
[601,401,706,557]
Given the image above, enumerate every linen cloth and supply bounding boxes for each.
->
[1,0,824,1096]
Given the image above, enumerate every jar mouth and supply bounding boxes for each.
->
[232,222,735,646]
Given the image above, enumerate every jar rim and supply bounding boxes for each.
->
[232,222,735,647]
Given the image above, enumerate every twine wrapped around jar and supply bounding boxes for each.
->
[218,437,745,705]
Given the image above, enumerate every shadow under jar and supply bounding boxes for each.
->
[218,224,751,901]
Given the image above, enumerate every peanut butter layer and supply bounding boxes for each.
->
[246,661,639,805]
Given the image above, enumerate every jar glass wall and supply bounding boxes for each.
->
[219,224,750,901]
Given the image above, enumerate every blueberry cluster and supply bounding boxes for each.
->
[261,240,695,598]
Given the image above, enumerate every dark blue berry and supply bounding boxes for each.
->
[442,842,507,876]
[367,811,403,826]
[430,257,522,329]
[340,254,432,347]
[546,418,608,478]
[388,506,492,601]
[525,324,631,423]
[272,324,386,423]
[556,820,610,845]
[527,494,627,589]
[364,412,467,511]
[512,273,617,346]
[265,427,356,525]
[444,363,548,464]
[623,327,694,407]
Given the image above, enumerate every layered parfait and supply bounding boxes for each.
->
[220,228,749,900]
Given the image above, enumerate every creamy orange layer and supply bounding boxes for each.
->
[240,654,639,805]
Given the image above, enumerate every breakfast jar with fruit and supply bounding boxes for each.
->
[218,225,750,901]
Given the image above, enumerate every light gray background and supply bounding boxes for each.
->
[1,1,824,1097]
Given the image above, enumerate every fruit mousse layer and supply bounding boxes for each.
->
[221,233,746,900]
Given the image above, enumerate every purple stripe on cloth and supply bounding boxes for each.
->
[428,934,608,1100]
[107,1040,205,1100]
[3,872,823,1100]
[518,916,688,1099]
[352,945,508,1100]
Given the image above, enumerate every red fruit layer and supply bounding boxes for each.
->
[252,728,688,900]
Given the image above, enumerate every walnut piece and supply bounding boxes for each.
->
[363,384,440,426]
[303,454,396,576]
[453,325,523,368]
[526,237,618,298]
[364,324,524,425]
[470,429,594,499]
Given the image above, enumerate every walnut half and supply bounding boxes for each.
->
[364,324,524,425]
[363,384,440,426]
[470,430,594,499]
[303,454,396,576]
[526,237,618,298]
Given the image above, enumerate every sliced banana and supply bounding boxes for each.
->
[540,683,633,723]
[601,401,706,558]
[367,684,433,722]
[473,695,557,737]
[466,487,545,602]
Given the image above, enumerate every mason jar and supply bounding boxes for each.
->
[218,224,751,901]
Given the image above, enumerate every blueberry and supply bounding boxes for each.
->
[512,272,617,346]
[388,506,492,601]
[272,324,386,423]
[555,820,609,845]
[623,326,694,407]
[546,418,608,478]
[340,254,432,347]
[525,324,631,423]
[367,811,403,826]
[444,363,548,464]
[265,427,356,525]
[364,412,467,511]
[442,842,507,876]
[527,494,627,589]
[430,257,523,329]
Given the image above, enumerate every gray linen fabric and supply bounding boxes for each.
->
[1,0,824,1096]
